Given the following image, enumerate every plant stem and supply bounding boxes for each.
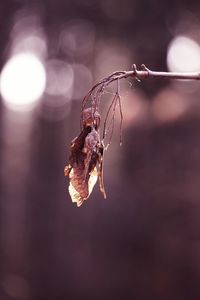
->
[125,64,200,81]
[82,64,200,110]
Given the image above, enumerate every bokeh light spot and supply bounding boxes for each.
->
[59,19,95,60]
[72,64,93,100]
[152,88,187,123]
[10,11,47,59]
[95,40,131,79]
[45,59,74,97]
[167,36,200,72]
[0,53,46,111]
[13,35,47,59]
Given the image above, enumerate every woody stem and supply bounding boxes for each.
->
[121,64,200,81]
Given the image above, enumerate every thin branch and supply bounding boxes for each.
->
[102,90,118,140]
[131,64,200,80]
[82,64,200,110]
[81,63,200,143]
[117,78,123,146]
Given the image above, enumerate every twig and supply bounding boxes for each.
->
[82,64,200,109]
[81,63,200,142]
[130,64,200,80]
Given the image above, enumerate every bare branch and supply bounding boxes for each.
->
[135,64,200,80]
[82,64,200,110]
[82,64,200,141]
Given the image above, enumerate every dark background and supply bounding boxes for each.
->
[1,0,200,299]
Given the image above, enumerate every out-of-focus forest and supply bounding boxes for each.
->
[1,0,200,299]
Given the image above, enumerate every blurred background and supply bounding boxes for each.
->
[1,0,200,299]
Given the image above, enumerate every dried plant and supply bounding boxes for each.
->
[64,64,200,207]
[64,107,106,207]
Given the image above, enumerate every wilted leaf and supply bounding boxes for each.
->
[64,108,106,206]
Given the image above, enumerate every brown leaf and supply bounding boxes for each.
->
[64,108,106,206]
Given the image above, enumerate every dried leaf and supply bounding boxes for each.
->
[64,108,106,206]
[68,167,98,207]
